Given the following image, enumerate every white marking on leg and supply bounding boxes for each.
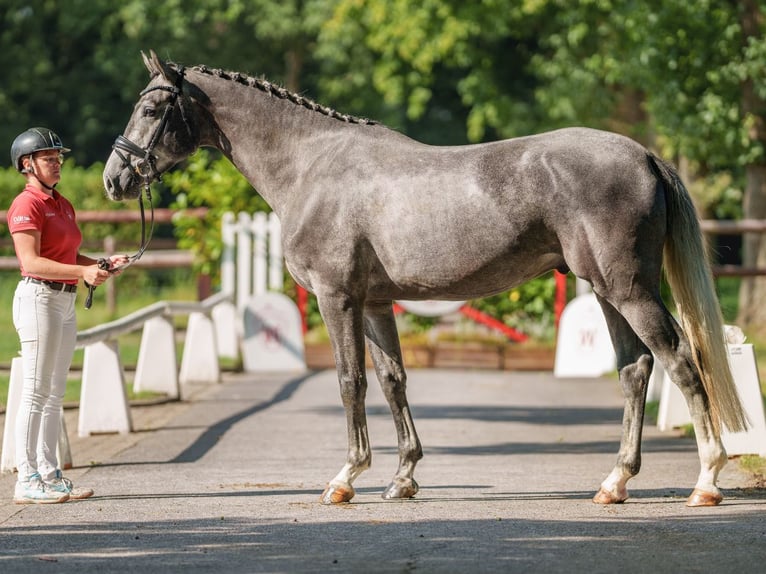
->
[600,467,630,500]
[693,435,726,495]
[331,462,365,488]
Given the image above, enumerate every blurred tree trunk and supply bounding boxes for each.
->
[284,45,304,93]
[736,0,766,335]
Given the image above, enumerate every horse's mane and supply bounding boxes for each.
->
[188,63,378,126]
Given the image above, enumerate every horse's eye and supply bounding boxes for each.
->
[143,107,156,118]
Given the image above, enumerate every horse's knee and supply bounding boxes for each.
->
[636,353,653,379]
[337,371,368,402]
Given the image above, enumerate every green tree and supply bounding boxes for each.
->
[1,0,335,167]
[316,0,547,143]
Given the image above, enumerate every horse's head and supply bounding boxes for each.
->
[103,50,199,200]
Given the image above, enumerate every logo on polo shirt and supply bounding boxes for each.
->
[12,215,32,224]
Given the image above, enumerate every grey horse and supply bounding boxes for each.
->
[103,51,747,507]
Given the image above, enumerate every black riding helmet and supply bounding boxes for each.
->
[10,127,71,173]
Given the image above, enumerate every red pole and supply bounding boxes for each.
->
[459,305,528,342]
[554,271,567,328]
[297,285,308,333]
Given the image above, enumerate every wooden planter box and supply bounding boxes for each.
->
[304,342,555,371]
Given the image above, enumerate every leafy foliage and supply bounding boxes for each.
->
[472,274,558,342]
[166,151,269,279]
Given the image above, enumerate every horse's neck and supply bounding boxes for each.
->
[194,74,335,215]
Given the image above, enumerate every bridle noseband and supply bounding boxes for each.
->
[110,66,188,270]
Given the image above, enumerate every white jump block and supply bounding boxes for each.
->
[58,415,72,470]
[241,292,306,372]
[397,300,465,317]
[721,344,766,456]
[179,311,220,386]
[2,357,72,473]
[134,316,179,399]
[657,343,766,456]
[1,357,24,473]
[78,340,133,437]
[657,368,692,432]
[212,300,240,360]
[554,293,616,378]
[646,358,664,403]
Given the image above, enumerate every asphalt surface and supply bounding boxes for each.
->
[0,368,765,573]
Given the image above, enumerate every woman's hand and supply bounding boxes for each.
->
[107,254,131,276]
[82,264,110,287]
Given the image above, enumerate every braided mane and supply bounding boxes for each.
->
[189,64,377,126]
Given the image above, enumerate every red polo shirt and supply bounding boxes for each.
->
[6,184,82,283]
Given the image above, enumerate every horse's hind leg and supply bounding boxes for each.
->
[364,302,423,499]
[598,293,727,506]
[592,295,654,504]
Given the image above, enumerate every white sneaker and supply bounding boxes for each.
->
[14,473,69,504]
[44,470,94,500]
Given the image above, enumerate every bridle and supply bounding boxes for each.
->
[110,65,188,269]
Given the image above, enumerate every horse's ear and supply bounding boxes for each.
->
[141,50,178,84]
[141,50,158,77]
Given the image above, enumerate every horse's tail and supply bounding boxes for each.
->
[650,154,748,434]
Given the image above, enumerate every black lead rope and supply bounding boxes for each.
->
[114,183,156,270]
[84,182,155,309]
[84,258,113,310]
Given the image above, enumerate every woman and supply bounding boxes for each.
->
[7,127,128,503]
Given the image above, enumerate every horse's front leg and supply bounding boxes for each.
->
[364,303,422,500]
[318,292,371,504]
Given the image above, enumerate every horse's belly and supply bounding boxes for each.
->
[368,250,562,301]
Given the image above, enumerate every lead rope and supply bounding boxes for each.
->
[120,181,156,269]
[84,181,155,309]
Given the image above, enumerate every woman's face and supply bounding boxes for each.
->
[26,150,64,186]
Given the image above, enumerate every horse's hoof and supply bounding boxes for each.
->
[592,486,627,504]
[686,488,723,507]
[320,483,355,504]
[382,478,419,500]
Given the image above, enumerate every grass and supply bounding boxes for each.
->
[739,455,766,488]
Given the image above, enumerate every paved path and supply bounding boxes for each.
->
[1,369,765,573]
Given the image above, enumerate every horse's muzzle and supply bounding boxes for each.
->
[103,171,141,201]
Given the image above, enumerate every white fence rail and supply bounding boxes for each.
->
[1,291,236,474]
[221,211,283,309]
